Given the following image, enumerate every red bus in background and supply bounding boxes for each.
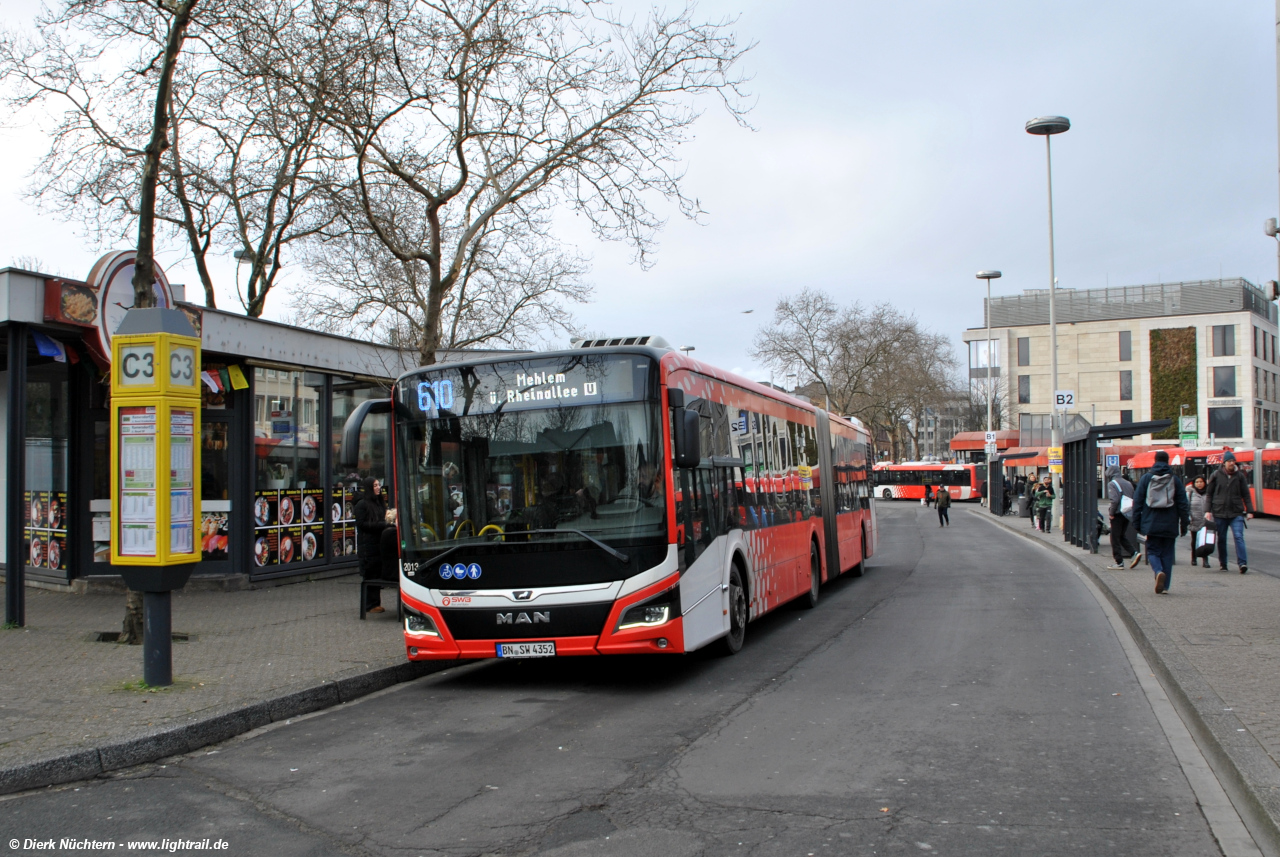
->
[1127,447,1280,517]
[872,462,986,502]
[342,342,878,661]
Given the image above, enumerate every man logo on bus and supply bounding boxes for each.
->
[467,563,482,580]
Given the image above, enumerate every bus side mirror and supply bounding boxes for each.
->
[674,408,700,468]
[338,398,392,471]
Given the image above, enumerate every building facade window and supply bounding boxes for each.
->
[1119,370,1133,401]
[1119,330,1132,362]
[1018,374,1030,404]
[1120,410,1133,425]
[1017,337,1030,366]
[1255,326,1260,358]
[1213,366,1236,397]
[1208,407,1243,438]
[1213,325,1236,357]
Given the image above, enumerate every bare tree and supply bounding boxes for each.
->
[302,0,750,365]
[753,288,957,461]
[0,0,336,315]
[299,207,591,358]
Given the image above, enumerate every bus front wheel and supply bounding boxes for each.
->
[881,488,892,500]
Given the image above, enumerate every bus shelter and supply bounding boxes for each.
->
[1061,420,1171,554]
[2,259,517,624]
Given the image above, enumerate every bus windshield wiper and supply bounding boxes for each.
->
[524,529,630,564]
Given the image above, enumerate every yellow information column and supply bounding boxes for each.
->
[110,308,201,686]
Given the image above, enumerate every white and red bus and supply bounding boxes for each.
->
[341,341,877,660]
[1129,446,1280,517]
[872,462,985,502]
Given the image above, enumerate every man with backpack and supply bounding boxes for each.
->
[1132,449,1190,594]
[935,485,951,526]
[1105,464,1140,570]
[1205,451,1254,573]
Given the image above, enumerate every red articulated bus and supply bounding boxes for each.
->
[872,462,986,502]
[342,341,877,661]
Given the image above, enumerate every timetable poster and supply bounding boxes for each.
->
[169,409,196,556]
[119,406,158,556]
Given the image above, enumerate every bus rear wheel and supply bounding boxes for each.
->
[881,488,892,500]
[850,526,867,578]
[719,566,747,655]
[801,542,820,609]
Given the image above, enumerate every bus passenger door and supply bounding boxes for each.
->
[679,465,728,651]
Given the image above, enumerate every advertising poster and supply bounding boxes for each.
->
[280,525,303,565]
[201,511,230,561]
[331,483,357,558]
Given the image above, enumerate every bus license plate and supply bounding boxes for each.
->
[496,641,556,658]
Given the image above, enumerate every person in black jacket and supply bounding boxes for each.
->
[1132,450,1190,594]
[1204,451,1254,573]
[354,476,391,612]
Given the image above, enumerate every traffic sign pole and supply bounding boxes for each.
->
[110,308,201,686]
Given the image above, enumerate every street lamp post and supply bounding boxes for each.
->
[1026,115,1070,526]
[977,270,1002,507]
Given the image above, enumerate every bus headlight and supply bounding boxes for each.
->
[404,607,440,636]
[617,587,680,631]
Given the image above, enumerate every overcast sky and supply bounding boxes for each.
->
[1,1,1277,382]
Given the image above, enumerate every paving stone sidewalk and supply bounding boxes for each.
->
[978,504,1280,854]
[1,576,413,785]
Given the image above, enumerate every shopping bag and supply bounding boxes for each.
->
[1194,527,1217,558]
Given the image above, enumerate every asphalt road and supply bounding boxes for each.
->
[2,503,1233,855]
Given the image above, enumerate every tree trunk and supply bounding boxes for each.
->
[119,590,144,645]
[121,0,197,640]
[130,0,197,308]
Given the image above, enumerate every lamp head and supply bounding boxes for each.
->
[976,270,1002,280]
[1026,116,1070,135]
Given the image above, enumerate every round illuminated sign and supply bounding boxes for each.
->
[86,251,174,349]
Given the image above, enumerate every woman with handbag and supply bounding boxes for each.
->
[1187,475,1212,568]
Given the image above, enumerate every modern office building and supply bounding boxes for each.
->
[962,278,1280,447]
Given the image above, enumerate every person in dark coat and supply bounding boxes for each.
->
[935,486,951,526]
[354,476,390,612]
[1205,451,1254,573]
[1132,450,1190,594]
[1105,464,1140,569]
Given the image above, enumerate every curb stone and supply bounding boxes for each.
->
[0,659,450,797]
[979,509,1280,857]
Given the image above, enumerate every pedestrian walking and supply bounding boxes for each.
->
[924,484,934,507]
[936,486,951,526]
[1104,464,1141,569]
[1033,475,1054,533]
[1186,475,1211,568]
[1132,449,1190,594]
[1204,452,1254,573]
[354,476,391,612]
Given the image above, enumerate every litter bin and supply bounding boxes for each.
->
[1017,495,1031,518]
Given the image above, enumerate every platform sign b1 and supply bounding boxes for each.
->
[1105,454,1119,468]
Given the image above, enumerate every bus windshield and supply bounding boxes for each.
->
[394,355,665,558]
